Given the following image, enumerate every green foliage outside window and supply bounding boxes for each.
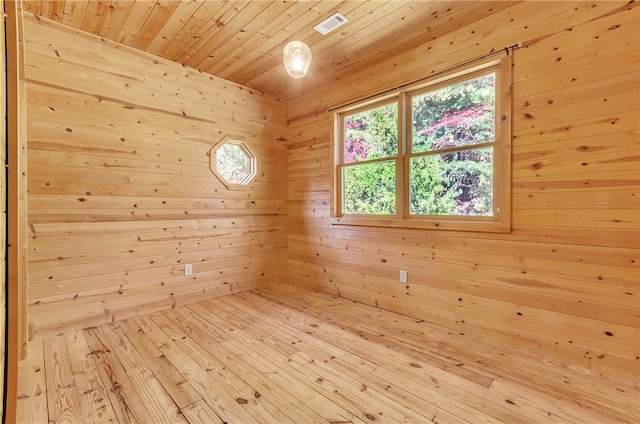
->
[410,148,493,216]
[412,74,495,152]
[340,72,496,217]
[344,103,398,163]
[217,143,250,184]
[343,103,398,214]
[410,73,495,216]
[343,160,396,215]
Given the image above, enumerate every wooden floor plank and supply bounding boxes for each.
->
[256,284,500,384]
[136,312,266,424]
[116,318,202,409]
[208,344,332,424]
[16,339,48,424]
[194,296,367,423]
[18,284,640,424]
[204,295,381,374]
[130,314,228,423]
[279,289,636,423]
[90,323,188,424]
[213,292,513,424]
[83,325,155,424]
[165,308,324,423]
[64,329,118,423]
[188,300,302,358]
[176,304,343,423]
[219,330,371,424]
[158,310,298,424]
[257,285,640,422]
[181,400,226,424]
[44,333,84,423]
[214,294,503,423]
[204,308,446,424]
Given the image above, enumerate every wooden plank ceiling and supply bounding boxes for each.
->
[21,0,515,100]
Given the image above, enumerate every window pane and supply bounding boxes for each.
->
[217,143,250,184]
[343,161,396,215]
[410,147,493,216]
[344,102,398,163]
[412,73,495,153]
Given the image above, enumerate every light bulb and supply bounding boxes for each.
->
[283,40,312,78]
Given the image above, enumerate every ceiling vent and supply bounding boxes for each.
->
[314,12,348,35]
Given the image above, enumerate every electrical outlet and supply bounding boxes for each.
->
[399,270,407,284]
[184,264,193,276]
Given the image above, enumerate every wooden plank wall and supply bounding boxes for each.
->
[286,1,640,383]
[23,13,288,339]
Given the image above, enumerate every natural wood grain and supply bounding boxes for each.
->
[117,318,202,409]
[259,285,640,419]
[98,1,134,39]
[20,0,514,100]
[285,0,640,384]
[90,323,188,423]
[23,12,288,339]
[180,400,224,424]
[146,0,206,56]
[0,2,7,420]
[17,286,640,423]
[44,333,84,423]
[4,1,29,421]
[11,4,640,422]
[64,329,118,423]
[83,325,154,424]
[16,339,47,424]
[136,313,265,423]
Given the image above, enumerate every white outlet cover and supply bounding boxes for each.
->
[185,264,193,276]
[400,270,408,283]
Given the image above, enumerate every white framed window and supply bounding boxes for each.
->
[332,56,512,233]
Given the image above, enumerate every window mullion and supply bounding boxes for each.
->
[408,140,496,159]
[342,157,396,167]
[397,94,406,219]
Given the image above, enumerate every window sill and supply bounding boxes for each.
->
[330,216,511,233]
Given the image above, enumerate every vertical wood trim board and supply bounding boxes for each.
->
[5,0,29,422]
[22,12,288,339]
[286,1,640,383]
[1,2,7,420]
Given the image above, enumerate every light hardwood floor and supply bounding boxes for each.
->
[17,284,640,423]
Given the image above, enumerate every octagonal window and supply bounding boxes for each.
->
[210,136,257,189]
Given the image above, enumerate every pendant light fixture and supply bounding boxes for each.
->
[283,1,312,78]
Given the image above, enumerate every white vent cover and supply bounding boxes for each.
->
[314,12,348,35]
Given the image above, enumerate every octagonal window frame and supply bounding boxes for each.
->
[209,135,258,190]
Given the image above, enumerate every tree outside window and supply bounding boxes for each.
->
[209,137,257,190]
[333,56,512,233]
